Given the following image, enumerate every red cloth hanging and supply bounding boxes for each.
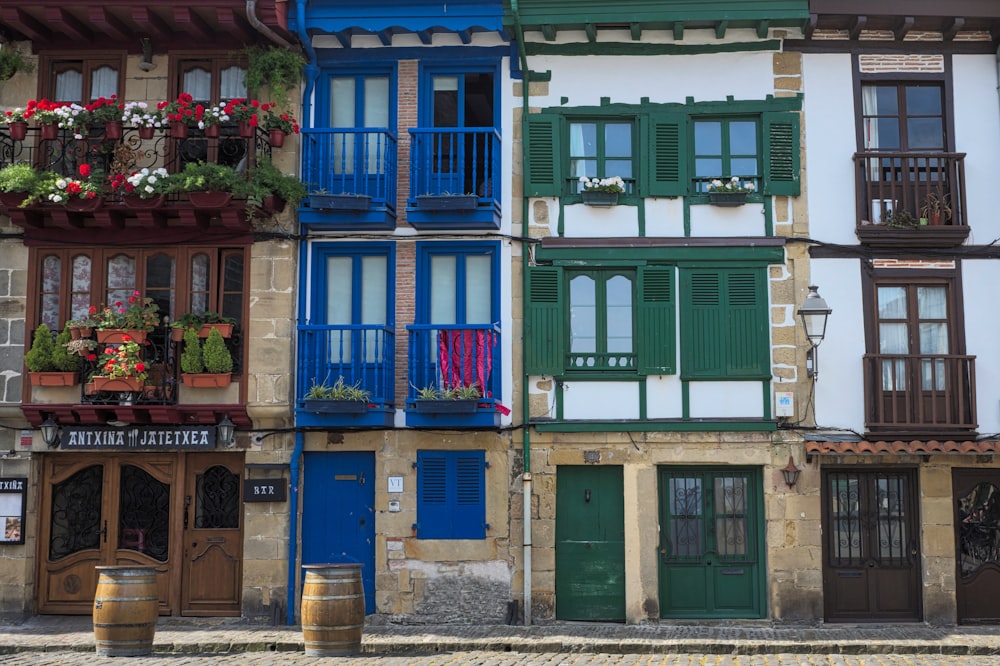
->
[438,329,495,395]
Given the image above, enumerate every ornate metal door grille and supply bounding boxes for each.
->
[194,465,240,529]
[827,471,912,568]
[117,464,170,561]
[49,465,103,560]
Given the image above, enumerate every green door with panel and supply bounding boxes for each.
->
[555,465,625,621]
[658,467,765,618]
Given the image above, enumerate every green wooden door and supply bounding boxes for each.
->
[658,467,765,618]
[555,465,625,621]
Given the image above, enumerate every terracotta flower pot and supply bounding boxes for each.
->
[204,124,220,138]
[268,128,286,148]
[170,121,188,139]
[40,123,59,140]
[8,121,27,141]
[104,121,123,140]
[237,120,254,138]
[93,376,143,392]
[138,127,155,140]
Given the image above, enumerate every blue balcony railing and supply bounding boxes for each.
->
[406,323,502,406]
[301,128,397,209]
[408,127,500,206]
[297,324,395,406]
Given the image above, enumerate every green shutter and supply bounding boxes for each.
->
[763,112,800,196]
[525,266,565,374]
[636,266,676,374]
[681,268,770,380]
[680,270,723,378]
[525,114,563,196]
[724,271,769,378]
[645,113,688,197]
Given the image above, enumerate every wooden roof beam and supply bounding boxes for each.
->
[131,7,171,41]
[45,6,92,44]
[630,22,641,41]
[894,16,914,41]
[88,7,131,43]
[334,29,351,48]
[417,28,433,45]
[849,15,867,41]
[541,24,556,41]
[756,19,770,39]
[804,14,817,39]
[585,23,596,42]
[673,22,684,41]
[377,28,393,46]
[172,6,214,42]
[943,17,965,41]
[0,7,51,42]
[715,20,728,39]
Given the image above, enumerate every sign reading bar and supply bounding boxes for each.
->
[62,426,216,450]
[244,478,287,502]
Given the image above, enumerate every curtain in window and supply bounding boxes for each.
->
[71,255,92,320]
[918,287,948,390]
[55,70,83,102]
[41,256,61,331]
[220,66,246,99]
[862,86,880,150]
[183,68,212,102]
[91,66,117,100]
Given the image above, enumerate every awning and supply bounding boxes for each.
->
[805,439,1000,456]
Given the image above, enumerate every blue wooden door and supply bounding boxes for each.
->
[302,451,375,614]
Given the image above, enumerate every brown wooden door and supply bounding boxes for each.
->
[38,454,179,615]
[954,469,1000,624]
[822,468,922,622]
[180,452,243,616]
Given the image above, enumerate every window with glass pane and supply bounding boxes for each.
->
[693,119,759,192]
[568,271,634,370]
[569,120,634,192]
[714,475,748,558]
[876,282,952,392]
[862,84,944,151]
[325,254,387,364]
[47,57,121,102]
[667,476,703,559]
[330,75,390,175]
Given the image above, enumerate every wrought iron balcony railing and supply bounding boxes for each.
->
[863,353,977,435]
[296,324,396,407]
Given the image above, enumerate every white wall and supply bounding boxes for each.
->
[962,260,1000,435]
[953,54,1000,243]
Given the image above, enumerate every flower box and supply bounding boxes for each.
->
[414,399,480,414]
[303,399,369,414]
[0,192,29,210]
[416,194,478,211]
[188,191,232,208]
[92,376,143,392]
[97,329,148,344]
[581,190,619,207]
[181,373,232,388]
[122,194,165,210]
[309,194,371,211]
[708,192,749,207]
[65,196,104,213]
[199,323,234,338]
[29,371,79,387]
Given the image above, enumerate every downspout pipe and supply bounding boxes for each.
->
[246,0,296,48]
[511,0,533,627]
[286,2,318,627]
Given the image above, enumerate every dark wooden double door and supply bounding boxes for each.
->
[822,468,922,621]
[954,469,1000,624]
[38,452,243,616]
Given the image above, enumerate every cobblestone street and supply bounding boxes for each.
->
[5,652,1000,666]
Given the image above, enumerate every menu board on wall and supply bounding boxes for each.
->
[0,478,26,545]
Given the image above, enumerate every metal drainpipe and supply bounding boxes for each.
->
[511,0,533,627]
[285,1,319,628]
[246,0,296,48]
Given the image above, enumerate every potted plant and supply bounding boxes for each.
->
[25,323,79,386]
[578,175,626,207]
[223,98,263,137]
[0,163,41,209]
[31,164,105,211]
[93,334,148,392]
[159,92,197,137]
[242,158,307,215]
[66,307,100,338]
[171,161,242,208]
[95,291,160,343]
[0,46,35,81]
[706,176,755,206]
[243,44,306,109]
[303,376,371,413]
[260,107,299,147]
[64,337,98,358]
[122,101,167,139]
[181,327,233,388]
[920,192,952,226]
[29,99,69,139]
[86,95,125,139]
[416,191,479,211]
[110,167,172,208]
[308,188,372,211]
[193,102,230,138]
[412,383,482,413]
[2,108,31,141]
[884,208,917,229]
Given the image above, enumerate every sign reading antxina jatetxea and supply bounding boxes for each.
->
[61,426,216,450]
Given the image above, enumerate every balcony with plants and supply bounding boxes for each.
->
[407,127,501,230]
[405,323,503,428]
[296,324,396,427]
[853,151,968,247]
[299,128,398,230]
[22,296,248,430]
[0,96,304,243]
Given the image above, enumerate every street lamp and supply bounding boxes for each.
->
[40,417,60,448]
[782,455,801,489]
[797,285,832,380]
[217,415,236,448]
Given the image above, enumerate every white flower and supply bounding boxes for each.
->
[55,178,68,190]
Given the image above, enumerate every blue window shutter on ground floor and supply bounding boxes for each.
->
[416,450,486,539]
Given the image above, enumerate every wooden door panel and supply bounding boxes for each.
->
[555,465,625,621]
[954,469,1000,624]
[181,453,243,616]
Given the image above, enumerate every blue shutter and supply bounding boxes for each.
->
[416,450,485,539]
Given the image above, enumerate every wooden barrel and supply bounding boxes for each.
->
[301,563,364,657]
[93,565,159,657]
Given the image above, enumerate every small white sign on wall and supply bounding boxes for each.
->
[387,476,403,494]
[775,392,795,417]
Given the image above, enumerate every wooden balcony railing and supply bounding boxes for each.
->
[853,151,969,246]
[863,353,977,436]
